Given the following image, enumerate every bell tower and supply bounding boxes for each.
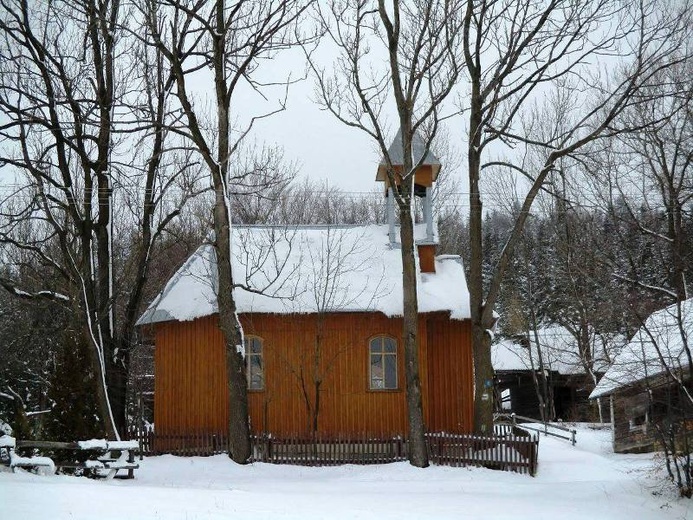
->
[376,130,441,272]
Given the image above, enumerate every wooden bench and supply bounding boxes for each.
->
[4,437,140,479]
[1,435,56,475]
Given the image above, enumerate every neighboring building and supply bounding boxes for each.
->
[137,143,474,450]
[493,325,622,421]
[590,299,693,453]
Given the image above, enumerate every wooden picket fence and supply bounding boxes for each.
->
[133,429,228,457]
[133,428,539,476]
[250,433,408,466]
[426,432,538,475]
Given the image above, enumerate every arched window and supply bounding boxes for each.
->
[245,336,264,391]
[369,336,397,390]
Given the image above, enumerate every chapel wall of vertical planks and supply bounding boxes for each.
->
[153,316,229,451]
[244,312,422,436]
[425,315,474,433]
[153,311,473,450]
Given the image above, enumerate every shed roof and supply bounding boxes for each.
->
[590,298,693,399]
[492,325,625,376]
[137,224,470,326]
[376,129,441,182]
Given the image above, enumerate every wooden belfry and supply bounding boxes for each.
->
[376,130,441,245]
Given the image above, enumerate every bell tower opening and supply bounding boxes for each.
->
[375,130,441,248]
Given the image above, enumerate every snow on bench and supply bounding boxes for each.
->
[0,435,16,448]
[9,453,56,475]
[77,439,109,450]
[5,438,140,479]
[105,440,139,451]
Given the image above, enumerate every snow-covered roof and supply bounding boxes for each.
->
[137,224,470,326]
[492,325,625,376]
[590,299,693,399]
[376,129,441,181]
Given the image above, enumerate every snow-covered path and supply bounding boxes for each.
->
[1,426,690,519]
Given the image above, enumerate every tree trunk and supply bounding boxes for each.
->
[312,381,321,436]
[527,303,548,423]
[399,206,428,467]
[208,0,251,464]
[669,202,688,302]
[82,324,117,439]
[471,322,494,433]
[214,194,251,464]
[311,327,323,437]
[467,85,494,433]
[105,341,129,437]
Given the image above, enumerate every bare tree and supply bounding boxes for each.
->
[595,56,692,497]
[600,301,693,496]
[232,178,386,226]
[0,0,203,437]
[143,0,314,462]
[640,302,692,497]
[523,266,554,423]
[461,0,691,432]
[311,0,464,467]
[608,59,693,302]
[542,172,625,421]
[275,227,387,437]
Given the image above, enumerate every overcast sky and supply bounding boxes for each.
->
[246,79,382,194]
[0,5,473,206]
[253,83,468,196]
[227,39,469,198]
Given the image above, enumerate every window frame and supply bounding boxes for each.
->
[628,410,649,432]
[368,335,398,391]
[245,336,264,392]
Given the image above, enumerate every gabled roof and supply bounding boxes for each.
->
[492,325,625,376]
[376,129,441,182]
[590,298,693,399]
[137,224,470,326]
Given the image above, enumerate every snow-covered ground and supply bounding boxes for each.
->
[1,425,690,520]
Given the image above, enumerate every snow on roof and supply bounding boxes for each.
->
[590,298,693,399]
[492,325,624,376]
[137,224,470,326]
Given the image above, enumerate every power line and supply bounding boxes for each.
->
[1,183,688,213]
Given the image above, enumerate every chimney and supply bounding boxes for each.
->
[418,244,436,273]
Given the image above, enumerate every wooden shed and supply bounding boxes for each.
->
[590,299,693,453]
[492,325,622,422]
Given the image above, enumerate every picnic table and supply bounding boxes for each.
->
[1,435,140,479]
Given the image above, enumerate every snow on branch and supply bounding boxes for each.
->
[0,277,70,303]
